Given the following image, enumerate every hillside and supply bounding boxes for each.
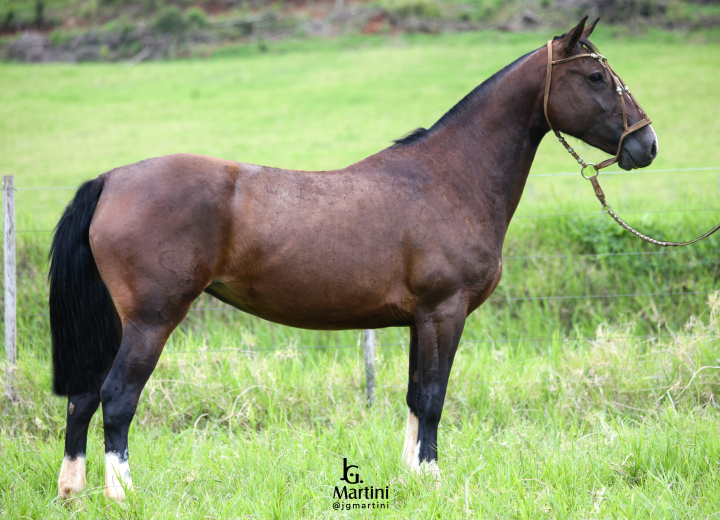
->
[3,0,720,62]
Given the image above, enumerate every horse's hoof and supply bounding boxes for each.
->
[419,460,442,490]
[104,483,129,502]
[57,456,87,507]
[58,489,86,510]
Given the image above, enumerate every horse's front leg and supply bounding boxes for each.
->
[403,298,466,475]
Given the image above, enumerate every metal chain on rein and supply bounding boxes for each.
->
[545,41,720,247]
[574,153,720,248]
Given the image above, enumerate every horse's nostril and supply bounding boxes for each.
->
[650,140,658,158]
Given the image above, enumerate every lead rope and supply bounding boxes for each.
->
[544,40,720,247]
[584,168,720,247]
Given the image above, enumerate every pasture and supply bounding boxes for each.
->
[2,29,720,518]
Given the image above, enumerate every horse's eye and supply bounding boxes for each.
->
[589,73,604,83]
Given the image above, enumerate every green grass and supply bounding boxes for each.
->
[1,30,720,518]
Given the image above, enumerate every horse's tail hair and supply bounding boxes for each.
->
[49,177,120,396]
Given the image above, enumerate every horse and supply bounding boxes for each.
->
[49,17,658,501]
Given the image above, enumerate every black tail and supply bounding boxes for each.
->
[49,177,120,396]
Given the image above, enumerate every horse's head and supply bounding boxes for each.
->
[544,17,658,171]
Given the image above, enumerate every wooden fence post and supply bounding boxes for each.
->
[3,176,16,403]
[362,329,375,404]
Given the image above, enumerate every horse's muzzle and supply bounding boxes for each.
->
[618,124,658,170]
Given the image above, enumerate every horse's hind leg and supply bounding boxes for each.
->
[91,235,212,499]
[58,389,101,500]
[100,316,180,501]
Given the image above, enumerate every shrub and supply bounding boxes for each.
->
[154,6,187,35]
[385,0,444,19]
[1,9,15,31]
[187,7,208,30]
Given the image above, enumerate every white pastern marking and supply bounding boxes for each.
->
[411,440,422,470]
[402,410,419,467]
[58,455,86,498]
[408,440,442,487]
[104,451,133,501]
[421,459,441,479]
[419,459,442,489]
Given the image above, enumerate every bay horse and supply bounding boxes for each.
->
[50,17,658,501]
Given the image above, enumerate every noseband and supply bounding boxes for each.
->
[542,40,720,247]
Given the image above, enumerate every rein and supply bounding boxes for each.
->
[543,40,720,247]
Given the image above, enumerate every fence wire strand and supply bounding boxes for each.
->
[14,289,715,318]
[15,203,720,234]
[161,333,720,356]
[15,247,720,280]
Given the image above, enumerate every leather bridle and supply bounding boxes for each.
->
[543,40,652,175]
[542,40,720,247]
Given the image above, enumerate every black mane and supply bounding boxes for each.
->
[392,127,429,146]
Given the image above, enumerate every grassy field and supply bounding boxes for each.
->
[2,29,720,518]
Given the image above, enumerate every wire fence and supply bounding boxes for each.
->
[160,332,720,355]
[14,202,720,233]
[15,247,720,279]
[7,165,720,358]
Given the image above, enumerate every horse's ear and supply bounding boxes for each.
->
[558,15,588,57]
[583,17,600,39]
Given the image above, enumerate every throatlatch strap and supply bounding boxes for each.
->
[543,41,554,131]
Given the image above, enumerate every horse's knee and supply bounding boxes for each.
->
[64,392,101,451]
[99,337,158,429]
[407,377,445,418]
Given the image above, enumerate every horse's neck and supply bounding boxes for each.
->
[410,50,548,225]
